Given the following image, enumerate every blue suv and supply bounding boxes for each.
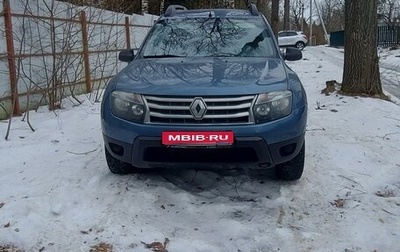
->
[101,4,307,180]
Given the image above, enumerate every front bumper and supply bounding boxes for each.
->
[102,104,307,169]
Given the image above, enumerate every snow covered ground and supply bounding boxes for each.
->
[0,47,400,252]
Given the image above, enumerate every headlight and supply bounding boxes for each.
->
[111,91,146,123]
[253,91,292,123]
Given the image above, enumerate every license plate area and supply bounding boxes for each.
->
[162,131,234,147]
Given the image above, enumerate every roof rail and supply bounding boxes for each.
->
[247,3,259,16]
[164,5,188,17]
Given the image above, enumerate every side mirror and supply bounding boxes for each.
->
[284,47,302,61]
[118,49,135,62]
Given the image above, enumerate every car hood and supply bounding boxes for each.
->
[114,57,289,96]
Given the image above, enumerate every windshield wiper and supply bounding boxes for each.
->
[143,54,182,58]
[238,29,269,56]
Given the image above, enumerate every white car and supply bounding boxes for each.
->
[278,31,308,50]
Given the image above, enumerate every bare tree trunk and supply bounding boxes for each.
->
[101,0,142,14]
[283,0,289,30]
[133,0,143,14]
[256,0,270,18]
[271,0,279,36]
[341,0,383,96]
[148,0,161,15]
[234,0,247,9]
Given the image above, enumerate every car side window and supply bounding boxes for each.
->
[278,32,287,37]
[288,32,297,36]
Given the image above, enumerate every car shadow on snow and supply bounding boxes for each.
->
[126,168,285,203]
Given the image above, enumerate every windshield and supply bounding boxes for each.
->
[141,17,278,58]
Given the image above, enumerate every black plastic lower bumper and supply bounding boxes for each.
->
[104,133,305,170]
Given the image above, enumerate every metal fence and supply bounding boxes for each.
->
[329,25,400,48]
[378,24,400,47]
[0,0,153,119]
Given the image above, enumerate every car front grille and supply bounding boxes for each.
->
[143,95,256,125]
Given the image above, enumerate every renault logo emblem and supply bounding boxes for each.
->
[190,97,207,120]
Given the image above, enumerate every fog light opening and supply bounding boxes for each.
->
[109,143,124,156]
[279,143,296,157]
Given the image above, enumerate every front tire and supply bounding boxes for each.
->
[295,41,305,50]
[105,147,135,174]
[275,143,305,180]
